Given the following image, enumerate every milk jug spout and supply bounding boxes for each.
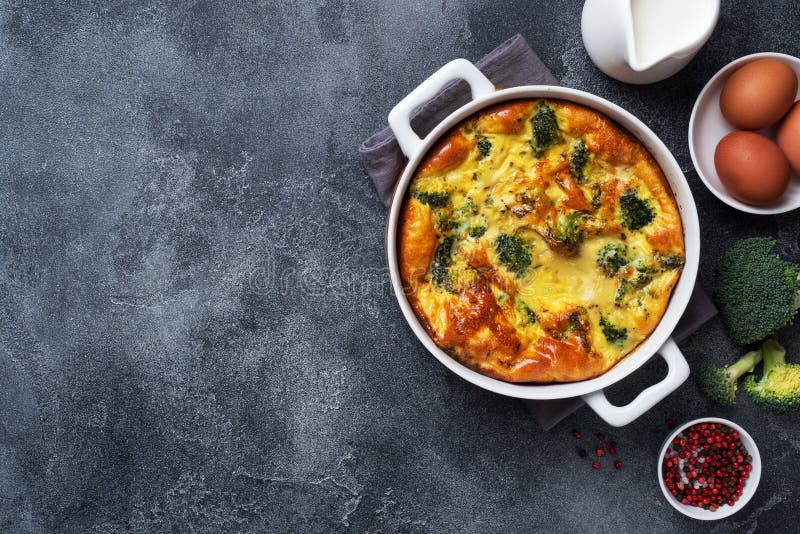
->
[581,0,720,84]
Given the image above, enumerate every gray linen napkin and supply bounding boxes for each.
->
[359,34,717,429]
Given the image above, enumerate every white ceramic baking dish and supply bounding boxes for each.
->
[386,59,699,426]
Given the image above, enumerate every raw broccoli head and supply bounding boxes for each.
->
[713,237,800,345]
[697,349,763,406]
[744,339,800,413]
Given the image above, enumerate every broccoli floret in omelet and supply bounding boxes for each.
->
[599,315,628,345]
[412,190,450,209]
[569,139,590,182]
[494,234,532,276]
[596,243,628,277]
[531,101,560,157]
[619,189,655,231]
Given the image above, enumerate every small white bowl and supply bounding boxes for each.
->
[688,52,800,214]
[657,417,761,520]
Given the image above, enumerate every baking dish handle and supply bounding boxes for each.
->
[388,59,496,157]
[581,338,690,427]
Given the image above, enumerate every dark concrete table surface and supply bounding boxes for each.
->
[1,1,799,532]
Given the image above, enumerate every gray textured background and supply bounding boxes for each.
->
[0,1,798,532]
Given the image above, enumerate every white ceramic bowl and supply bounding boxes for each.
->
[689,52,800,214]
[657,417,761,520]
[385,59,699,427]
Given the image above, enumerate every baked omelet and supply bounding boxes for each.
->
[398,99,684,383]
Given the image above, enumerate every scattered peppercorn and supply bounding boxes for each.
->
[571,430,625,472]
[666,418,676,429]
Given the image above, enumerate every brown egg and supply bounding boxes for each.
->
[720,59,798,130]
[777,100,800,175]
[714,131,790,205]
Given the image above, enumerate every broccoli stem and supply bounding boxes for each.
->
[795,281,800,310]
[729,349,764,379]
[761,339,787,373]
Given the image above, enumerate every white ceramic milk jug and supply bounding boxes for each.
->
[581,0,720,84]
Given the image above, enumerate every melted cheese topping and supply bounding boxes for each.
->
[398,99,685,383]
